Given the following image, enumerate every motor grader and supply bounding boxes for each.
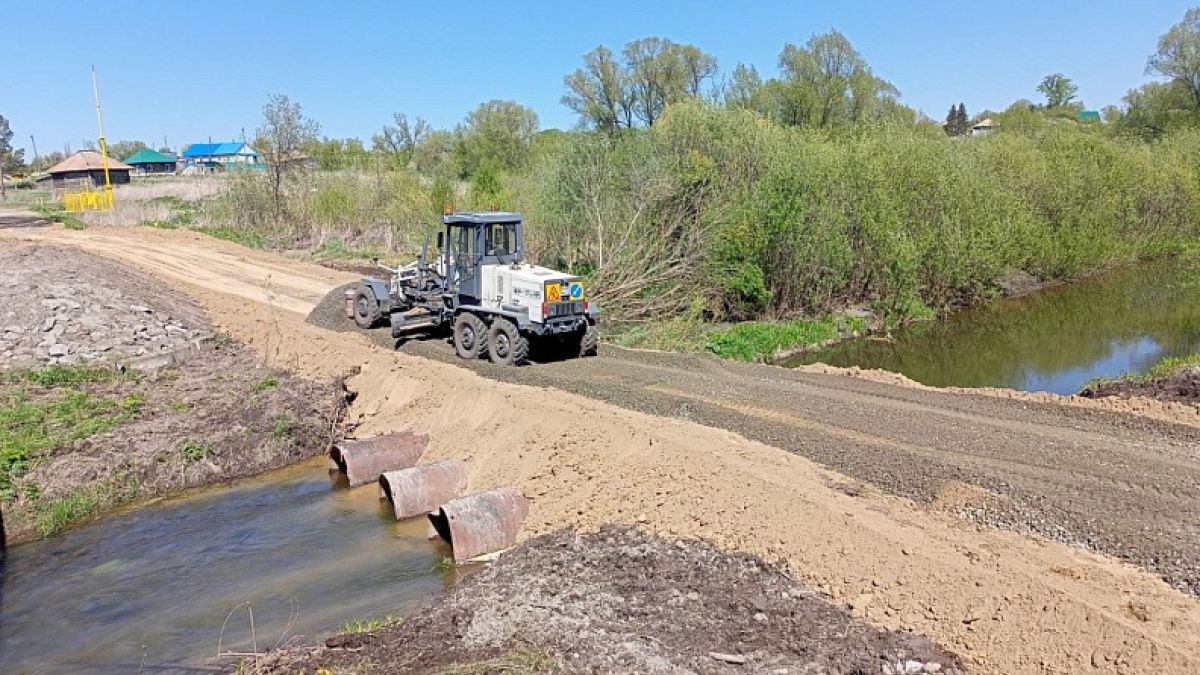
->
[349,212,598,365]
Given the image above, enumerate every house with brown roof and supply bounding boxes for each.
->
[44,150,132,188]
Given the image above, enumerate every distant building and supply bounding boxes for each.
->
[1077,110,1102,123]
[123,148,177,175]
[970,118,996,136]
[44,150,132,188]
[180,141,261,170]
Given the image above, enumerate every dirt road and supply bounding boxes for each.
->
[5,224,1200,675]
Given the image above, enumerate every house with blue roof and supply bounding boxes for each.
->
[180,141,261,170]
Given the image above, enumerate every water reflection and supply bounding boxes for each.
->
[789,259,1200,394]
[0,457,451,673]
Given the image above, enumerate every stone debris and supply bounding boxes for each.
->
[0,245,212,368]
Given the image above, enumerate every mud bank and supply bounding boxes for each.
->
[262,527,964,675]
[1081,366,1200,407]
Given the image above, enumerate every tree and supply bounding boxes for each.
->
[256,94,320,216]
[1119,80,1199,138]
[1148,7,1200,108]
[452,100,538,176]
[772,30,900,128]
[723,64,764,110]
[562,38,718,130]
[562,45,633,133]
[1037,73,1078,108]
[0,115,13,199]
[944,102,970,136]
[106,140,149,162]
[372,113,431,166]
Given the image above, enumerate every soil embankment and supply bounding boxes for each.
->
[4,225,1200,675]
[1081,366,1200,407]
[265,527,963,674]
[0,242,341,543]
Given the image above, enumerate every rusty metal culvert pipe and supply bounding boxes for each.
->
[428,487,529,562]
[379,459,468,521]
[330,432,428,487]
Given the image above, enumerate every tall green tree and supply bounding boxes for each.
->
[562,45,633,132]
[771,30,900,128]
[0,115,14,199]
[1037,73,1079,108]
[723,63,764,110]
[106,140,149,162]
[453,100,539,176]
[1148,7,1200,107]
[256,94,320,216]
[562,38,718,130]
[372,113,431,167]
[944,103,970,136]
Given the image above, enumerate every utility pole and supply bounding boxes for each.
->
[91,66,114,208]
[29,135,39,167]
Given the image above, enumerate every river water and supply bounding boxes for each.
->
[0,457,454,673]
[787,259,1200,395]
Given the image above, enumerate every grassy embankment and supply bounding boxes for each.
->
[0,364,142,535]
[1084,353,1200,390]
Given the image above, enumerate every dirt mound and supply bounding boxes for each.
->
[265,527,964,675]
[1081,367,1200,406]
[0,243,210,367]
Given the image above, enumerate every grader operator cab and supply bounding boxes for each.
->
[349,212,599,366]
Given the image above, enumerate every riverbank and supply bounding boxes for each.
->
[262,527,964,674]
[1081,355,1200,406]
[0,242,343,543]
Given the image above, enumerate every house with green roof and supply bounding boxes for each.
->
[123,148,177,175]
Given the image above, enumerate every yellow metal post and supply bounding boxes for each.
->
[91,66,113,210]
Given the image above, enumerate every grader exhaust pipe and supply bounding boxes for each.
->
[428,487,529,562]
[330,432,428,487]
[379,460,468,520]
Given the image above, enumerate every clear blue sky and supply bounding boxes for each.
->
[1,1,1193,156]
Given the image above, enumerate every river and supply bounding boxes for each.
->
[787,259,1200,395]
[0,457,454,673]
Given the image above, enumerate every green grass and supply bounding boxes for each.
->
[178,439,213,463]
[1,365,144,500]
[38,489,103,536]
[1081,352,1200,392]
[314,238,387,261]
[705,316,866,363]
[339,613,401,634]
[1146,353,1200,379]
[32,204,87,230]
[140,195,200,229]
[271,416,295,439]
[196,226,269,249]
[252,375,279,392]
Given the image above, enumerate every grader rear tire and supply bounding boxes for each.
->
[487,318,529,366]
[579,324,599,357]
[453,313,488,360]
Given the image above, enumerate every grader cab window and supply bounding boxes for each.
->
[485,223,519,260]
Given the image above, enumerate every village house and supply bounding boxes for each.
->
[123,148,177,175]
[44,150,132,188]
[180,141,261,170]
